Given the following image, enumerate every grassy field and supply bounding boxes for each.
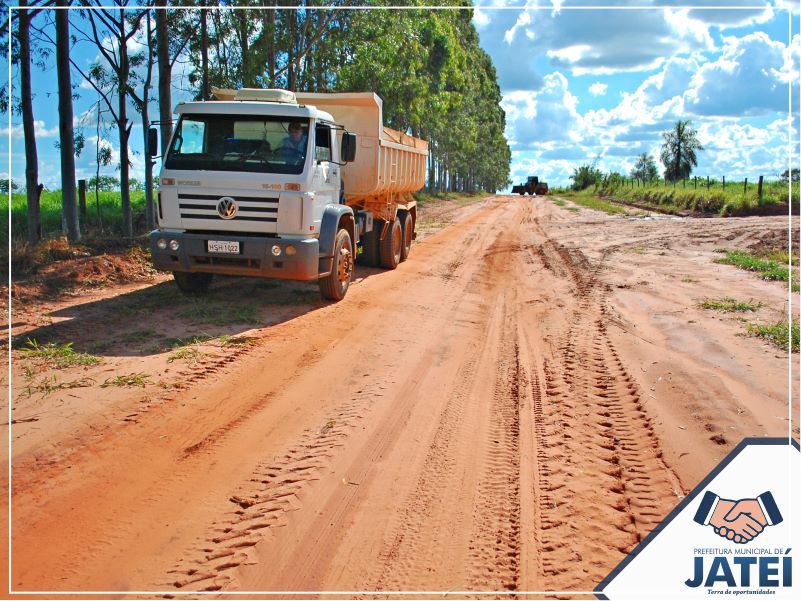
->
[557,178,798,216]
[3,189,150,244]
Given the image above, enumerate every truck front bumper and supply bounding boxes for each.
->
[149,231,320,281]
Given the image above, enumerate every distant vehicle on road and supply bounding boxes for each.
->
[512,176,548,196]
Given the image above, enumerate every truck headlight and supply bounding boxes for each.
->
[157,238,167,250]
[285,245,296,256]
[169,239,180,251]
[271,245,282,256]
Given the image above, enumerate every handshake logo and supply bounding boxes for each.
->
[693,490,783,544]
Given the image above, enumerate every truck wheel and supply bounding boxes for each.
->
[319,228,353,301]
[379,217,402,270]
[173,271,213,294]
[399,212,413,262]
[358,221,381,267]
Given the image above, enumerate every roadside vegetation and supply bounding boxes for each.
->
[747,321,800,353]
[21,339,101,369]
[698,297,763,312]
[714,250,799,292]
[550,120,798,217]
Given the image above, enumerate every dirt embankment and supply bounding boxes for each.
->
[2,195,796,597]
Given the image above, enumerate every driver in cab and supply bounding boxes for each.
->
[279,121,308,164]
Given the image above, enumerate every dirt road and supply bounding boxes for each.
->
[4,196,796,596]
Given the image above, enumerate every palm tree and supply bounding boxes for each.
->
[660,120,704,182]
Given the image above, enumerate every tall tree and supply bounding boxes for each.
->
[661,120,704,182]
[56,0,80,241]
[631,152,659,182]
[129,9,156,229]
[72,1,148,237]
[156,2,171,155]
[17,0,44,244]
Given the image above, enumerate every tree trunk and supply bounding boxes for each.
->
[156,4,172,155]
[265,6,275,86]
[200,2,210,99]
[19,0,41,245]
[142,12,155,230]
[56,0,80,242]
[118,7,132,237]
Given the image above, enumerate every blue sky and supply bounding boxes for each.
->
[2,1,800,191]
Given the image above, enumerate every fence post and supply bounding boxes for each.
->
[722,176,725,191]
[707,176,710,190]
[78,179,86,219]
[758,175,764,204]
[694,176,697,189]
[744,178,748,194]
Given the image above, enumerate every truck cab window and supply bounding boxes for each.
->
[165,115,309,174]
[315,125,332,162]
[173,119,206,154]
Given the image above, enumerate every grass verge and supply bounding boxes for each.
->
[699,297,763,312]
[715,250,800,292]
[747,321,800,353]
[20,339,101,369]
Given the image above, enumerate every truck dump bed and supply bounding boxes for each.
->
[294,92,428,203]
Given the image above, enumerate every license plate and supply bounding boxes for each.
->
[207,240,240,254]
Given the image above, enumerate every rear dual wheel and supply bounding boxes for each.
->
[379,217,402,269]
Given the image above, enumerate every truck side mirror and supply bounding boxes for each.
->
[341,132,357,163]
[148,127,158,158]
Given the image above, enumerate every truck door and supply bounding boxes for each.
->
[313,124,337,217]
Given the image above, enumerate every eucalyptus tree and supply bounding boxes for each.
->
[71,0,149,237]
[631,152,659,182]
[56,0,80,241]
[4,0,52,244]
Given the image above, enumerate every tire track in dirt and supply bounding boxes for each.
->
[523,236,683,590]
[167,380,389,591]
[465,298,524,592]
[160,203,517,593]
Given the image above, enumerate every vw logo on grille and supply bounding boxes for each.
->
[217,197,237,219]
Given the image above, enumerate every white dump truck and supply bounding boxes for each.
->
[148,88,428,300]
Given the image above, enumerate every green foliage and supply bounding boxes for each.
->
[4,189,149,239]
[0,179,19,194]
[570,162,603,191]
[630,153,659,182]
[698,297,763,312]
[567,194,625,215]
[661,120,703,182]
[20,339,101,369]
[87,175,121,192]
[714,249,799,291]
[747,321,799,353]
[577,177,798,217]
[101,372,152,387]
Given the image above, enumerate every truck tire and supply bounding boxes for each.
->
[359,221,381,267]
[173,271,213,294]
[399,212,413,262]
[379,217,402,270]
[319,228,354,301]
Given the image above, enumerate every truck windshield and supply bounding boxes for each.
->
[165,115,310,174]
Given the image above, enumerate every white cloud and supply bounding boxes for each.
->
[504,11,532,45]
[685,32,797,116]
[1,120,60,140]
[589,82,608,96]
[473,7,490,29]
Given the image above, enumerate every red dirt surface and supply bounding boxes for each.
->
[2,195,796,598]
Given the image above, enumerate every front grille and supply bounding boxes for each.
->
[178,192,280,223]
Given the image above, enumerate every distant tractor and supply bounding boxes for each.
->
[512,176,548,196]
